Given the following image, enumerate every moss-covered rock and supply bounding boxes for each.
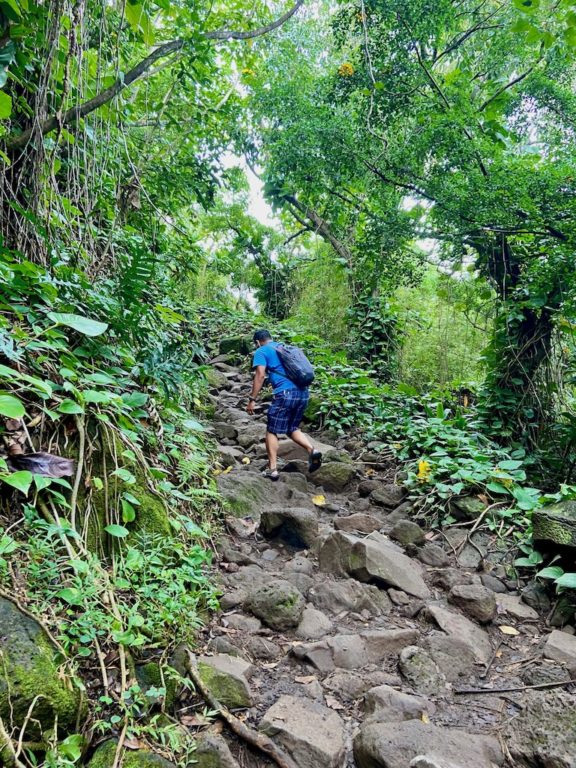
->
[135,661,178,710]
[449,495,487,521]
[87,740,175,767]
[0,598,86,739]
[218,336,251,357]
[307,462,356,492]
[205,368,230,390]
[304,393,323,423]
[244,579,305,631]
[197,654,254,709]
[533,501,576,548]
[193,733,240,768]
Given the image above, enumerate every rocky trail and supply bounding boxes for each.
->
[189,359,576,768]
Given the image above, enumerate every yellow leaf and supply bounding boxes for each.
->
[221,466,233,475]
[212,469,222,476]
[312,494,326,506]
[498,625,520,636]
[241,457,251,465]
[421,712,430,724]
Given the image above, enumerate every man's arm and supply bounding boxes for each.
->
[247,365,266,414]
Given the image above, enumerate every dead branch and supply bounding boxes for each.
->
[185,651,299,768]
[455,679,576,695]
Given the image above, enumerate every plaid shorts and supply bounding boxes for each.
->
[267,389,309,435]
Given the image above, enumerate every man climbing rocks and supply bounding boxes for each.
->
[247,329,322,480]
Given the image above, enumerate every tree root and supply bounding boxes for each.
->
[185,651,298,768]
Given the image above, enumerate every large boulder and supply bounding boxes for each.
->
[543,629,576,670]
[0,598,86,739]
[370,484,407,508]
[353,720,503,768]
[259,695,345,768]
[533,500,576,548]
[319,531,430,599]
[309,577,391,616]
[504,690,576,768]
[193,733,240,768]
[363,684,435,722]
[399,646,447,695]
[245,579,305,631]
[260,507,318,549]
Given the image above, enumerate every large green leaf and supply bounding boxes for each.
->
[0,471,33,494]
[47,312,108,337]
[0,393,25,418]
[0,91,12,119]
[555,572,576,589]
[104,524,129,538]
[57,399,84,415]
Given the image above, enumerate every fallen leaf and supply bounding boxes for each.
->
[295,675,317,684]
[221,466,233,475]
[312,494,326,506]
[498,625,520,636]
[421,712,430,724]
[364,468,376,477]
[241,456,251,465]
[261,662,279,669]
[324,694,345,711]
[124,737,145,750]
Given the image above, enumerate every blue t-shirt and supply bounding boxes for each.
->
[252,342,299,393]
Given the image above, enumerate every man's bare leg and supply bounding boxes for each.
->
[265,431,279,470]
[288,429,314,454]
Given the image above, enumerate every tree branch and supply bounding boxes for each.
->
[283,226,311,245]
[283,194,353,266]
[6,0,305,152]
[478,63,538,112]
[205,0,305,40]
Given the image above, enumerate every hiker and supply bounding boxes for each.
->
[247,329,322,481]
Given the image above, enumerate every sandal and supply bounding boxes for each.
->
[263,468,280,481]
[308,450,323,473]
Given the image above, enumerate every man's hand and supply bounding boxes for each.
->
[246,399,256,415]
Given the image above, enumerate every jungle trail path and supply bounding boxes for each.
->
[188,356,576,768]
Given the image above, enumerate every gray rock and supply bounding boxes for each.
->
[218,336,251,357]
[354,720,503,768]
[480,573,508,594]
[0,597,85,738]
[416,543,450,568]
[424,603,493,663]
[295,605,333,640]
[208,637,244,657]
[245,579,305,631]
[521,663,571,686]
[293,629,418,673]
[319,531,430,599]
[244,636,282,661]
[496,593,539,620]
[371,484,406,508]
[225,614,262,633]
[323,670,396,701]
[543,630,576,669]
[424,632,476,682]
[521,581,552,613]
[285,572,314,596]
[388,588,410,606]
[218,471,296,519]
[259,695,345,768]
[260,507,319,549]
[358,479,381,497]
[193,733,240,768]
[390,519,426,546]
[213,422,238,441]
[448,584,496,624]
[504,691,576,768]
[237,432,260,449]
[278,472,309,493]
[286,555,314,574]
[197,654,254,708]
[430,568,475,591]
[334,513,382,534]
[218,445,243,467]
[310,577,391,616]
[363,684,435,721]
[399,646,447,695]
